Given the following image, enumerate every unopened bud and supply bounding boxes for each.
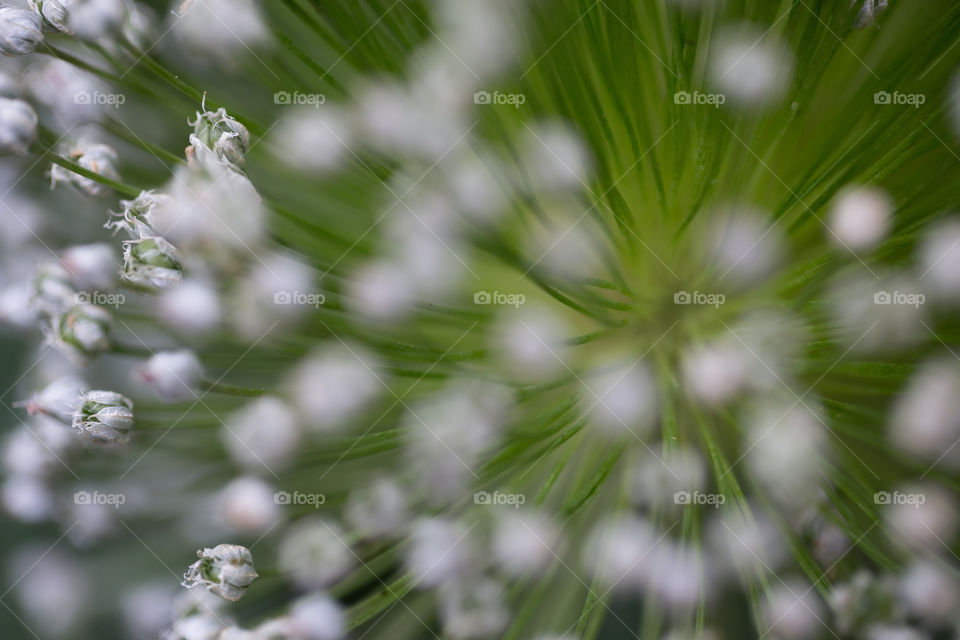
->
[72,390,134,443]
[0,97,37,155]
[182,544,258,601]
[121,236,184,289]
[0,7,43,57]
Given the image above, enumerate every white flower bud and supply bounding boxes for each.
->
[189,107,249,170]
[29,0,72,34]
[72,389,134,444]
[344,476,408,539]
[163,613,225,640]
[828,186,892,252]
[61,243,117,290]
[182,544,258,602]
[15,375,83,421]
[287,345,381,433]
[493,511,559,577]
[852,0,888,29]
[0,97,37,155]
[172,0,268,62]
[107,190,168,237]
[584,365,658,439]
[898,560,960,627]
[273,108,350,172]
[135,350,203,401]
[710,26,793,107]
[69,0,125,41]
[51,303,112,362]
[50,141,120,197]
[157,278,222,334]
[278,518,354,590]
[30,259,75,318]
[405,518,476,588]
[122,235,184,289]
[3,474,54,522]
[286,593,345,640]
[222,397,300,471]
[0,7,43,57]
[763,581,825,640]
[439,578,508,640]
[217,476,279,533]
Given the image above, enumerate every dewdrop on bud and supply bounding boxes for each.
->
[29,0,72,34]
[121,236,184,289]
[182,544,258,602]
[51,303,112,362]
[189,106,249,170]
[277,518,354,590]
[135,350,202,401]
[852,0,888,29]
[0,98,37,155]
[15,375,83,422]
[828,186,892,252]
[61,243,116,290]
[72,390,134,444]
[50,141,120,197]
[0,7,43,57]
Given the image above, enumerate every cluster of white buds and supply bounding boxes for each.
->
[28,0,72,34]
[182,544,258,601]
[187,105,250,171]
[71,390,134,444]
[0,97,37,155]
[0,6,43,56]
[49,140,120,197]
